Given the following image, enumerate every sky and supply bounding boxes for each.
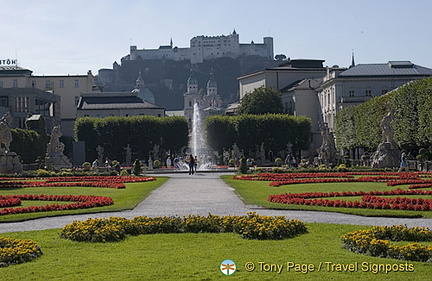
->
[1,0,431,75]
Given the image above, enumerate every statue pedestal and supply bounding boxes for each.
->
[0,152,23,174]
[45,152,72,171]
[371,142,400,168]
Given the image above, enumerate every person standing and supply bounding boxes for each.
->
[188,154,195,175]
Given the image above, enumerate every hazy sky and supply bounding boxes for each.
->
[1,0,431,75]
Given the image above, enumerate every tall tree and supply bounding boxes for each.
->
[237,87,284,115]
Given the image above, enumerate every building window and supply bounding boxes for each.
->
[45,80,52,90]
[13,79,18,88]
[60,80,65,88]
[15,96,29,112]
[74,79,79,88]
[0,96,8,107]
[17,117,26,128]
[365,90,372,96]
[189,101,192,107]
[349,90,355,97]
[0,81,3,88]
[74,96,80,106]
[31,80,36,87]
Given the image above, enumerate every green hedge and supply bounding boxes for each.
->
[10,128,47,163]
[74,116,188,162]
[335,77,432,153]
[204,114,311,155]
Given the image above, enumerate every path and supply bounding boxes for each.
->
[1,172,431,233]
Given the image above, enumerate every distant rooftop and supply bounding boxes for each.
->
[340,61,432,77]
[0,65,33,76]
[277,59,325,69]
[78,92,161,110]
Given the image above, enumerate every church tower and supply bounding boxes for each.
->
[206,69,217,96]
[183,68,201,124]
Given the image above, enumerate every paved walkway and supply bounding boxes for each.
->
[1,172,431,233]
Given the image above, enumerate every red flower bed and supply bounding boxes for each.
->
[409,183,432,189]
[0,176,156,189]
[234,173,355,182]
[268,189,432,211]
[234,172,432,189]
[0,194,114,215]
[0,196,21,208]
[269,178,356,187]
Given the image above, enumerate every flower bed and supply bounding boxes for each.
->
[234,172,432,189]
[0,196,21,208]
[0,194,114,215]
[60,213,308,242]
[0,237,43,267]
[0,176,156,190]
[341,225,432,262]
[268,189,432,211]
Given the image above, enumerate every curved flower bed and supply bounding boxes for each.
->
[268,189,432,211]
[60,213,308,242]
[341,225,432,262]
[0,194,114,215]
[234,172,432,189]
[0,237,43,267]
[0,176,156,189]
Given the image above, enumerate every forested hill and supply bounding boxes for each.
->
[96,56,277,110]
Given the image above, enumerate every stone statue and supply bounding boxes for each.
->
[148,156,153,170]
[0,112,23,173]
[96,145,104,167]
[45,125,72,170]
[381,108,395,144]
[124,144,132,166]
[0,112,13,154]
[260,142,266,164]
[317,122,336,165]
[371,108,400,168]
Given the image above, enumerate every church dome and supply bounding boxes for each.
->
[133,70,155,104]
[206,71,217,88]
[133,88,155,104]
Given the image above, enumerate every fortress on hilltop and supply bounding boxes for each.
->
[127,30,274,64]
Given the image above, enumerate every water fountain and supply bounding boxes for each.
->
[189,101,213,170]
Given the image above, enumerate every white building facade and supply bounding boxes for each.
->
[238,59,327,100]
[318,61,432,131]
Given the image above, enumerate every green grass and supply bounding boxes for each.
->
[0,177,169,222]
[222,175,432,218]
[0,223,430,280]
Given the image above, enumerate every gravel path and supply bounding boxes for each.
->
[1,172,431,233]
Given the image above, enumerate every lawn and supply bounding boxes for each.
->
[0,223,430,280]
[222,175,432,218]
[0,177,169,222]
